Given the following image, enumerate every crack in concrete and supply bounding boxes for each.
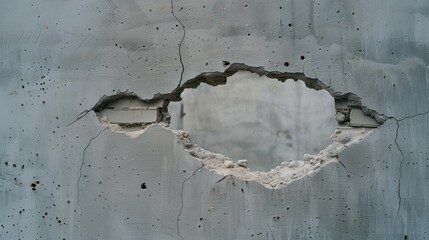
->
[166,126,373,189]
[70,63,387,129]
[395,110,429,122]
[65,109,91,127]
[215,175,228,184]
[387,109,429,218]
[393,119,404,218]
[77,128,107,209]
[337,160,357,176]
[170,0,186,89]
[67,64,395,190]
[160,63,387,127]
[176,164,204,240]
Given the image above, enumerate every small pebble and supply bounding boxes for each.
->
[303,154,313,162]
[339,134,351,144]
[223,160,234,168]
[237,159,247,168]
[280,161,290,167]
[288,160,301,168]
[335,112,346,123]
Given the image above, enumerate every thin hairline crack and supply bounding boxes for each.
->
[76,128,107,209]
[170,0,186,89]
[386,110,429,222]
[176,163,204,240]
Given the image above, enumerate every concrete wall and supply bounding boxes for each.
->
[1,0,428,239]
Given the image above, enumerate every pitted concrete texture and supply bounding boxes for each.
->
[1,0,429,239]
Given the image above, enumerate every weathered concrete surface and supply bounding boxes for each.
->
[1,0,429,239]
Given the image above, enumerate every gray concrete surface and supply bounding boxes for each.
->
[1,0,428,239]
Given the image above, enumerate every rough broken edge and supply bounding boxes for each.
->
[93,120,373,189]
[67,63,388,127]
[161,124,373,189]
[71,64,386,189]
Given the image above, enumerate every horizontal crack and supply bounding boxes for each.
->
[68,63,387,128]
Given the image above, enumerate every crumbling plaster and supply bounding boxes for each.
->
[1,0,429,239]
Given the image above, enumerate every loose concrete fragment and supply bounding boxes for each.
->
[280,161,290,167]
[335,112,346,123]
[338,133,351,144]
[313,162,321,169]
[303,154,314,162]
[237,159,248,168]
[223,160,234,168]
[326,144,339,158]
[288,160,303,169]
[280,172,292,181]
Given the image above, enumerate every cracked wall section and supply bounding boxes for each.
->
[2,0,429,239]
[76,67,384,189]
[170,71,337,171]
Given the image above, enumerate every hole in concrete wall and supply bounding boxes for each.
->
[82,65,382,187]
[170,71,337,171]
[96,96,163,126]
[92,92,168,136]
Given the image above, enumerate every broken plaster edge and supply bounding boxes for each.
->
[70,63,388,128]
[160,63,388,124]
[94,116,374,189]
[97,115,158,139]
[160,124,375,189]
[70,63,385,189]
